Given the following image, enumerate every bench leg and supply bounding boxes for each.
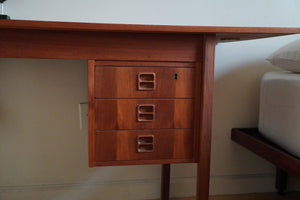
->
[161,164,171,200]
[276,167,287,195]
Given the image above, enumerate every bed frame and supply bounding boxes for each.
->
[231,128,300,194]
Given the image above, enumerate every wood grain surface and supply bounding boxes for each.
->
[88,60,96,167]
[196,34,216,200]
[94,129,194,165]
[0,29,202,61]
[94,99,194,130]
[94,66,195,98]
[0,20,299,41]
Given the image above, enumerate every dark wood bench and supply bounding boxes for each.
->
[231,128,300,194]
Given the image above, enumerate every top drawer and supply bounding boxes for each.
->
[94,61,195,98]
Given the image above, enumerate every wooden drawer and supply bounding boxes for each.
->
[94,99,194,130]
[94,66,195,98]
[94,129,194,164]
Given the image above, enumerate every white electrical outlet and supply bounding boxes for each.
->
[78,103,88,131]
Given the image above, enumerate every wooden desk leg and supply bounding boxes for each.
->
[196,34,216,200]
[161,164,171,200]
[276,167,287,195]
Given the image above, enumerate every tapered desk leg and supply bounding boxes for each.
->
[196,34,216,200]
[161,164,171,200]
[276,167,287,195]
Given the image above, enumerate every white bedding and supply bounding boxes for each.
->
[258,71,300,158]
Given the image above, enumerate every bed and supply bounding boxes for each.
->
[232,38,300,194]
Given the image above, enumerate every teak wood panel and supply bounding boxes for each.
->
[88,60,96,167]
[1,20,300,41]
[94,66,195,98]
[196,34,216,200]
[94,129,194,164]
[0,29,202,61]
[94,99,194,130]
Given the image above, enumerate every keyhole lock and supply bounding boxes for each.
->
[174,73,178,80]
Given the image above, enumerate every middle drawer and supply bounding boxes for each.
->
[94,99,194,130]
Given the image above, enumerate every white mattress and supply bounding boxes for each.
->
[258,71,300,158]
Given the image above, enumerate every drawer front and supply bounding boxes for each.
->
[94,130,194,162]
[94,66,195,98]
[94,99,194,130]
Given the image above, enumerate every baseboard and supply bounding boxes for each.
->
[0,173,294,200]
[0,178,161,200]
[171,173,277,198]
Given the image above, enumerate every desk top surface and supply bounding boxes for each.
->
[0,19,300,41]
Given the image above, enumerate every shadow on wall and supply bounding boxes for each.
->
[0,58,162,200]
[210,34,300,194]
[214,63,279,160]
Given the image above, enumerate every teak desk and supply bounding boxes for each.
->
[0,20,299,200]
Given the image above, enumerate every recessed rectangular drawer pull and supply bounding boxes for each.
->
[137,104,155,122]
[138,114,154,121]
[138,136,154,144]
[137,135,154,152]
[138,72,156,90]
[139,105,154,112]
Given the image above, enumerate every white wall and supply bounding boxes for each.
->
[4,0,300,27]
[0,0,300,199]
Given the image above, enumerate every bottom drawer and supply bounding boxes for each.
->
[94,129,194,165]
